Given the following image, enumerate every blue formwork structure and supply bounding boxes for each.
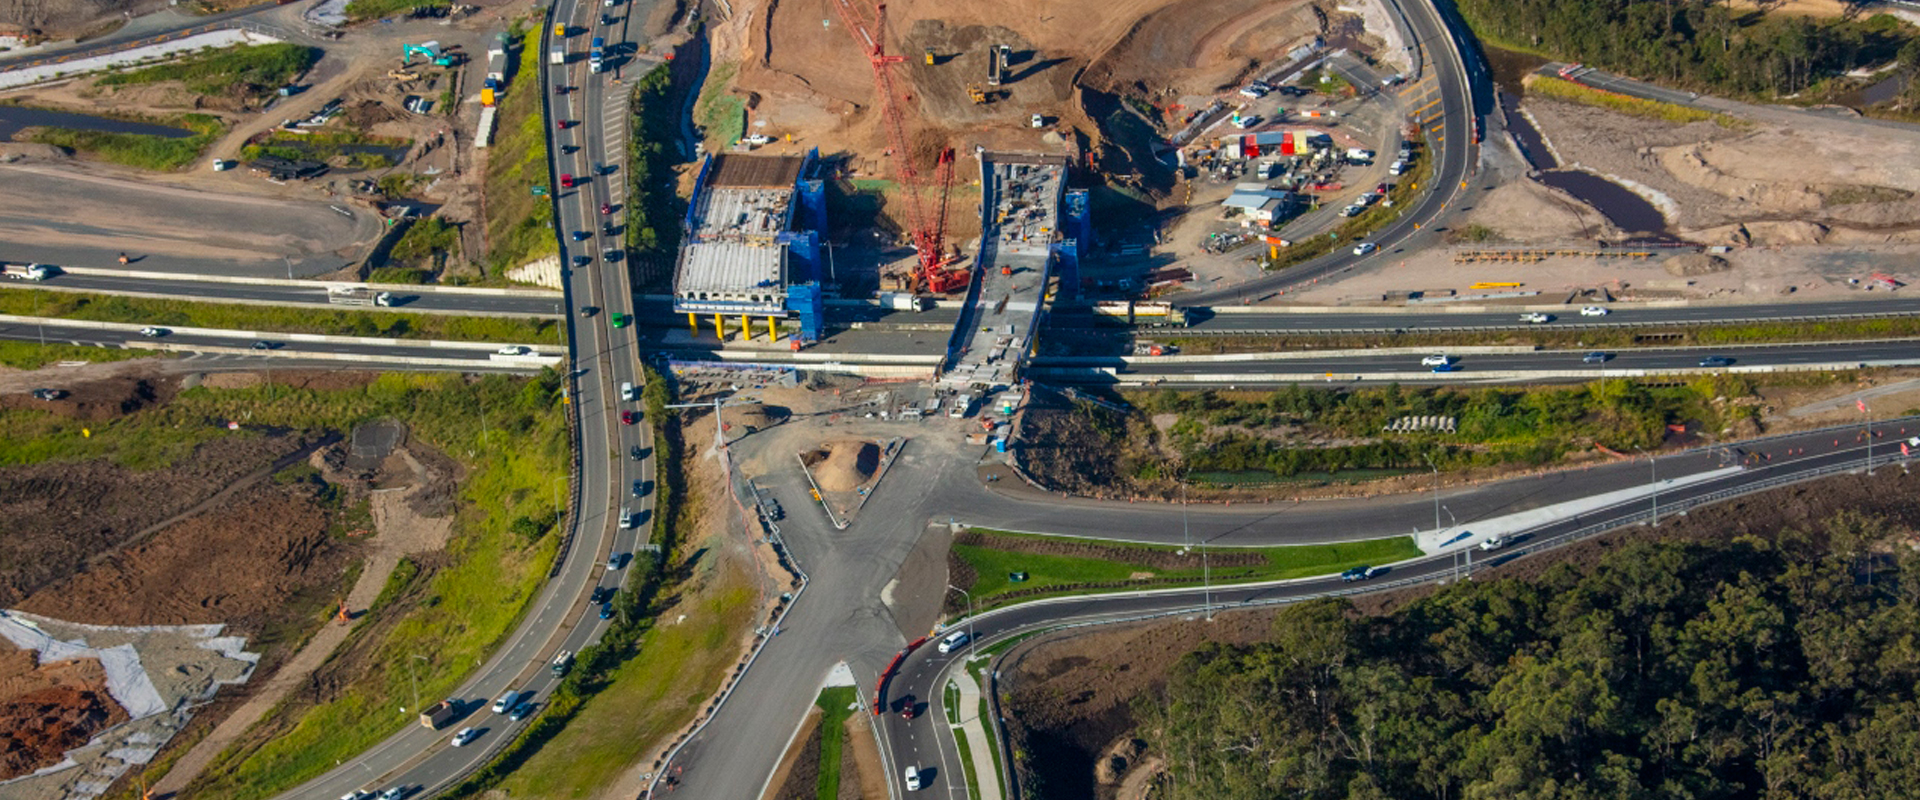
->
[787,282,825,343]
[1051,189,1091,301]
[787,149,829,283]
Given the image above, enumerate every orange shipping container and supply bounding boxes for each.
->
[480,87,496,107]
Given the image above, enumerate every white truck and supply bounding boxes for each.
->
[548,46,566,65]
[326,286,396,307]
[878,292,925,312]
[2,263,55,281]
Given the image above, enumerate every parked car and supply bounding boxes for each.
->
[1698,356,1734,367]
[30,388,64,401]
[1579,305,1610,316]
[1420,354,1452,367]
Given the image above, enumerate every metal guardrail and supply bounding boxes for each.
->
[1160,311,1920,337]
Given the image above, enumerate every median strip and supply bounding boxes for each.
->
[0,287,562,344]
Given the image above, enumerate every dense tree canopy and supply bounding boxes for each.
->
[1456,0,1914,96]
[1136,513,1920,798]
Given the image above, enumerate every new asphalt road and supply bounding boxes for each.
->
[262,0,660,796]
[7,271,565,317]
[883,419,1917,799]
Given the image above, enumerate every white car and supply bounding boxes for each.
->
[1239,84,1269,98]
[138,326,169,337]
[1420,354,1451,367]
[1579,305,1610,316]
[1030,113,1045,128]
[1520,312,1552,324]
[905,766,923,791]
[1232,115,1261,129]
[451,727,479,747]
[742,133,772,145]
[497,345,530,356]
[1352,242,1377,256]
[1479,535,1506,551]
[937,630,971,654]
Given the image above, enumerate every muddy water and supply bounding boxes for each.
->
[0,104,195,141]
[1538,169,1668,234]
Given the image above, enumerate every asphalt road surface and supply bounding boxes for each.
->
[1047,296,1920,333]
[0,321,551,364]
[265,0,657,796]
[883,422,1915,798]
[11,272,565,317]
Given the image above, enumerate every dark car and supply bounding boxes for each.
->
[632,479,645,497]
[598,603,614,620]
[1698,356,1734,368]
[589,586,609,604]
[602,248,621,262]
[1341,566,1382,582]
[620,410,639,425]
[572,230,591,241]
[606,552,626,570]
[580,305,599,317]
[1430,363,1459,373]
[1582,351,1611,364]
[630,445,645,461]
[30,388,64,401]
[251,341,278,350]
[573,255,591,267]
[602,222,617,237]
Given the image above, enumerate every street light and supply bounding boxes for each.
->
[1423,453,1441,534]
[945,585,975,654]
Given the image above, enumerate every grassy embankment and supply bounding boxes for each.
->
[26,112,224,171]
[1259,136,1435,274]
[813,686,859,800]
[1525,74,1741,127]
[142,372,572,799]
[0,339,147,369]
[693,60,745,151]
[485,26,559,279]
[343,0,449,22]
[375,218,461,282]
[0,288,559,343]
[626,64,688,287]
[951,528,1422,610]
[461,366,759,798]
[241,130,414,171]
[97,43,319,102]
[1164,317,1920,354]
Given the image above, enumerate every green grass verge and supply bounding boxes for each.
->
[0,339,149,369]
[176,372,571,799]
[972,675,1003,794]
[0,288,559,343]
[944,680,961,724]
[815,685,858,800]
[98,43,319,99]
[952,725,982,800]
[25,112,223,171]
[388,217,459,267]
[240,129,413,166]
[484,26,558,277]
[344,0,448,22]
[694,60,745,150]
[954,529,1423,608]
[1527,75,1740,127]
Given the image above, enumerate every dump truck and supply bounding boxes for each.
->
[2,263,55,281]
[419,699,458,729]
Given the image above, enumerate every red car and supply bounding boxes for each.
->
[599,203,613,215]
[620,411,639,425]
[557,119,575,130]
[560,173,574,189]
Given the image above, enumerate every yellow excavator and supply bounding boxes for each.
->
[966,84,988,104]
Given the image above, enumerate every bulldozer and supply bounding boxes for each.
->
[966,84,989,104]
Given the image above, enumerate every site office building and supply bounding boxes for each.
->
[672,150,830,343]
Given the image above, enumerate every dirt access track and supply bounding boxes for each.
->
[718,0,1325,174]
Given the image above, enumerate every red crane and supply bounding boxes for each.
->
[831,0,968,294]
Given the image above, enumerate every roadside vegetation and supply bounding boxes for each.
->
[1130,511,1920,798]
[1162,316,1920,353]
[626,64,688,284]
[154,372,567,799]
[485,26,558,278]
[1526,74,1737,127]
[98,43,319,101]
[0,288,559,343]
[382,217,461,279]
[947,529,1422,611]
[693,61,745,150]
[812,686,859,800]
[1457,0,1917,99]
[0,339,147,370]
[25,112,223,171]
[453,367,759,798]
[344,0,449,22]
[241,130,413,171]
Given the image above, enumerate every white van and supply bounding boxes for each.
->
[937,630,971,654]
[620,382,636,402]
[904,766,922,791]
[492,689,522,714]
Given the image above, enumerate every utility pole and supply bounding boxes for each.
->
[946,584,975,653]
[1424,453,1441,534]
[407,654,427,714]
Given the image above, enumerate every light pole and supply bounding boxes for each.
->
[1635,446,1658,526]
[1423,453,1441,534]
[1862,400,1874,475]
[945,585,975,654]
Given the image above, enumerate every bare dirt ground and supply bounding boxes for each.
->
[843,713,885,800]
[765,708,824,800]
[998,464,1920,797]
[0,642,128,781]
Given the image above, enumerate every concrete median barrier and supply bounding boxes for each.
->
[0,315,560,353]
[125,341,563,370]
[49,267,563,298]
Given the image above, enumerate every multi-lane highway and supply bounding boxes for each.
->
[0,320,560,368]
[266,0,656,796]
[6,271,565,317]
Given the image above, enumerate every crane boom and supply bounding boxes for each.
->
[830,0,967,294]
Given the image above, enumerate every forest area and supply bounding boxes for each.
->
[1454,0,1920,96]
[1127,511,1920,799]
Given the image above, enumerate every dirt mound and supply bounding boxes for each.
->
[346,100,402,129]
[723,403,784,434]
[0,433,317,607]
[1664,252,1732,276]
[0,641,129,781]
[17,482,350,629]
[806,440,880,492]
